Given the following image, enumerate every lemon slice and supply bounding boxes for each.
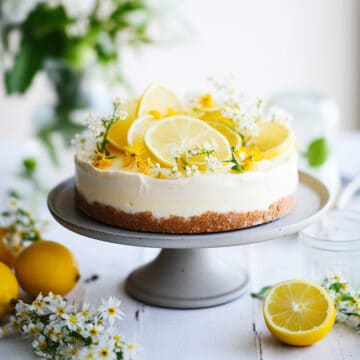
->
[200,110,233,128]
[206,120,242,149]
[107,98,139,150]
[137,82,183,118]
[144,115,232,167]
[127,115,157,146]
[253,121,294,159]
[263,279,336,346]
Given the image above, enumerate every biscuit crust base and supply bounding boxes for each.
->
[75,188,297,234]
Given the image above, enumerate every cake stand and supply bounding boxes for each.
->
[48,171,331,309]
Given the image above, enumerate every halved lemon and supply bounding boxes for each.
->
[136,83,183,118]
[253,121,295,160]
[127,115,157,146]
[263,279,336,346]
[107,98,139,150]
[206,120,242,149]
[144,115,232,167]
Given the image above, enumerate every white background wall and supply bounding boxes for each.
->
[1,0,359,140]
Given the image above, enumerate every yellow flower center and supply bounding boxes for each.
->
[33,300,44,308]
[69,315,78,324]
[89,328,98,336]
[100,349,110,358]
[57,307,65,315]
[107,307,116,315]
[199,93,216,109]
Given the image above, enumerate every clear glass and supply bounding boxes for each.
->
[269,92,340,196]
[299,210,360,289]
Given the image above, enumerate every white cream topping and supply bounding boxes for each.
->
[75,151,298,218]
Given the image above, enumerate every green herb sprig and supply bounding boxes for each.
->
[227,146,244,172]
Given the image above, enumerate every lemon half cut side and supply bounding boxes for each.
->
[263,279,336,346]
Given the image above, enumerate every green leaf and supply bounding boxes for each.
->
[251,285,273,300]
[303,137,330,167]
[5,40,42,94]
[231,164,244,172]
[23,157,37,178]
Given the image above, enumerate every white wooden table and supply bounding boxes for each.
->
[1,133,360,360]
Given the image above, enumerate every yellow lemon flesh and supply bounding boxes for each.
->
[127,115,157,147]
[253,121,294,160]
[263,279,336,346]
[200,110,233,128]
[0,227,16,268]
[15,240,80,297]
[136,82,183,118]
[144,115,232,167]
[206,120,242,149]
[0,261,19,320]
[107,98,138,151]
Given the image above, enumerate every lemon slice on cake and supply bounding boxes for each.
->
[253,122,294,159]
[127,115,157,146]
[144,115,232,167]
[107,98,138,150]
[263,279,336,346]
[206,120,242,149]
[137,83,183,118]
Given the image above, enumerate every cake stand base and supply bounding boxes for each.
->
[125,248,249,309]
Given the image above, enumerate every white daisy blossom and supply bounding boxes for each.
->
[62,312,84,331]
[322,274,360,332]
[3,292,134,359]
[99,296,125,325]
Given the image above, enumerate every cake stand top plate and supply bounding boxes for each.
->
[48,171,331,249]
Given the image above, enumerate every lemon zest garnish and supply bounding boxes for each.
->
[92,152,113,170]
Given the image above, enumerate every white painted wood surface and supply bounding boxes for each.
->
[1,136,360,360]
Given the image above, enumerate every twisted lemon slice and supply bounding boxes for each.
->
[254,122,294,159]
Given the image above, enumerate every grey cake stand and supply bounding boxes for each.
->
[47,171,331,309]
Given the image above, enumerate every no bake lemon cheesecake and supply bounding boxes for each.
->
[74,81,298,233]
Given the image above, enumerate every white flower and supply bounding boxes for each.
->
[62,312,84,331]
[266,106,292,124]
[86,323,104,340]
[116,109,128,121]
[99,297,124,325]
[22,322,44,337]
[112,96,125,108]
[1,0,42,24]
[29,296,49,316]
[32,334,47,353]
[205,155,221,172]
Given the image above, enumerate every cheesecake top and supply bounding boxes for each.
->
[73,79,295,180]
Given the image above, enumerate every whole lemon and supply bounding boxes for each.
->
[0,261,19,320]
[0,227,16,268]
[15,240,80,297]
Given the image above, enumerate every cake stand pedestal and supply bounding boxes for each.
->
[48,171,331,309]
